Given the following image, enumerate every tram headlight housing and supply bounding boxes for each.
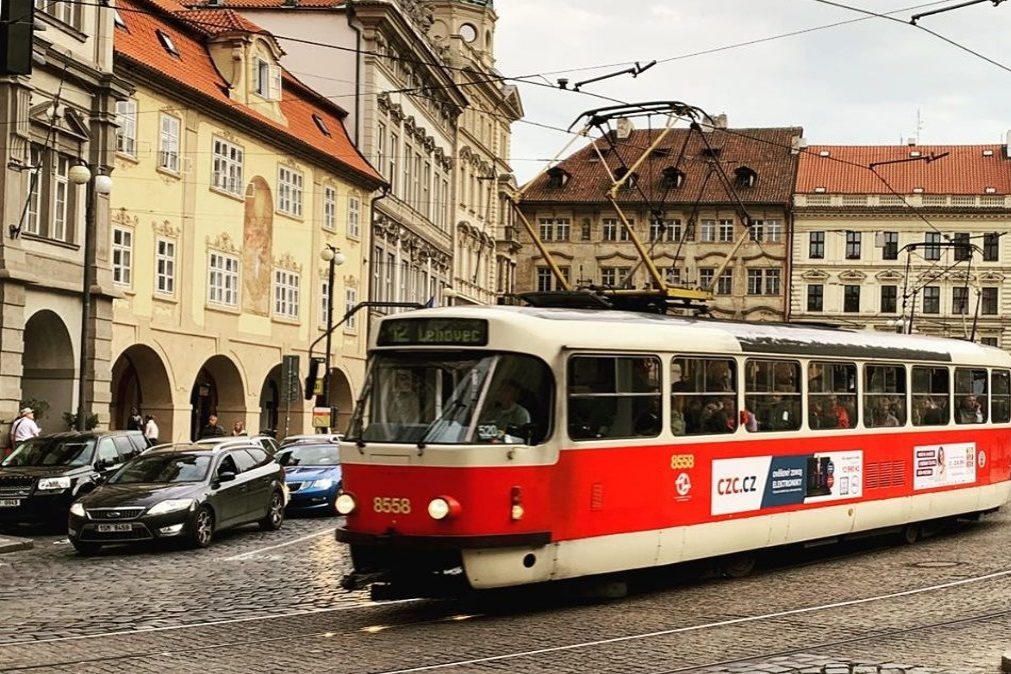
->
[335,492,357,515]
[427,496,461,521]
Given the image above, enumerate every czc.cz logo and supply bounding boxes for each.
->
[716,475,758,495]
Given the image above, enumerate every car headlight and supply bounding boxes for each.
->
[427,496,462,521]
[70,502,85,517]
[37,477,71,491]
[146,499,196,516]
[335,492,356,515]
[309,478,334,490]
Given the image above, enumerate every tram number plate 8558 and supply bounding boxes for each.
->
[373,497,412,514]
[670,454,695,470]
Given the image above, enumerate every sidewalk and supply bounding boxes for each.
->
[0,534,33,554]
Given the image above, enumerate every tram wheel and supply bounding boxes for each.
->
[900,523,922,545]
[719,553,757,579]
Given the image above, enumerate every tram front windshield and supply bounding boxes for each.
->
[349,351,551,445]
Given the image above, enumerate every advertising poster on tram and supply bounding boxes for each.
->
[913,442,976,491]
[711,451,863,516]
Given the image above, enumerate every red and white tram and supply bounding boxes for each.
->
[335,306,1011,596]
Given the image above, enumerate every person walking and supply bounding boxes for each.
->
[144,415,159,447]
[199,413,226,439]
[9,408,41,448]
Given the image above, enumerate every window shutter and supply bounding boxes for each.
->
[269,65,282,101]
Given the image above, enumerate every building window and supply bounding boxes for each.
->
[536,266,568,292]
[319,280,330,327]
[698,268,714,289]
[700,219,716,242]
[581,222,592,241]
[24,146,75,242]
[982,287,999,315]
[953,232,971,261]
[809,231,825,259]
[156,30,179,57]
[155,238,176,295]
[666,267,681,285]
[111,227,133,287]
[845,231,861,259]
[348,196,361,238]
[546,218,570,241]
[385,252,395,301]
[376,123,386,175]
[922,285,940,314]
[882,231,898,260]
[277,166,304,217]
[345,288,358,330]
[718,219,734,242]
[843,285,860,313]
[25,146,42,235]
[982,337,1000,347]
[751,219,782,243]
[983,233,1000,261]
[716,269,733,295]
[52,156,69,242]
[208,252,239,307]
[116,100,137,156]
[600,267,618,286]
[880,285,897,313]
[273,269,300,319]
[323,186,336,231]
[747,269,779,295]
[807,284,824,312]
[158,113,181,173]
[952,287,969,315]
[650,219,676,242]
[37,0,82,27]
[388,133,399,195]
[255,58,282,101]
[602,218,618,241]
[212,138,244,195]
[924,232,942,261]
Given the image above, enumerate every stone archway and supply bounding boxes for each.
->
[327,368,355,433]
[111,344,173,441]
[190,355,246,440]
[22,310,75,429]
[259,363,304,438]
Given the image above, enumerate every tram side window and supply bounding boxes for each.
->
[671,357,737,436]
[912,366,950,426]
[743,359,801,432]
[954,368,987,424]
[864,364,906,428]
[568,355,661,440]
[991,370,1011,423]
[808,362,857,430]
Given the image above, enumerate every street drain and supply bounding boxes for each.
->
[911,560,961,568]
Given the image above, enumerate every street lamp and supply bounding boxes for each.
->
[70,161,112,431]
[319,244,345,430]
[443,287,458,306]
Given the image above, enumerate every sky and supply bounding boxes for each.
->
[493,0,1011,181]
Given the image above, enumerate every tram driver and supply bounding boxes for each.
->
[479,379,532,443]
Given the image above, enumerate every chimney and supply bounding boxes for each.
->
[906,137,917,146]
[1005,130,1011,158]
[715,113,728,129]
[791,135,808,155]
[616,118,634,140]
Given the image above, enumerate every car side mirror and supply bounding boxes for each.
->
[217,470,237,483]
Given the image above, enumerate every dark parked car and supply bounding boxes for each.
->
[194,435,280,456]
[0,431,147,526]
[68,442,286,553]
[277,442,342,515]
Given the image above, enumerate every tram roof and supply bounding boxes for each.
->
[376,306,1010,366]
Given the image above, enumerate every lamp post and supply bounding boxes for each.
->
[319,244,345,428]
[69,162,112,431]
[443,286,458,306]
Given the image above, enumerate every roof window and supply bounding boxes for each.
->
[983,149,995,157]
[912,187,925,193]
[113,9,127,29]
[156,30,180,58]
[734,165,758,188]
[818,150,831,157]
[909,150,921,158]
[650,148,672,159]
[701,147,722,159]
[661,166,685,189]
[312,114,331,137]
[813,187,827,193]
[614,166,638,189]
[546,166,570,189]
[985,187,997,194]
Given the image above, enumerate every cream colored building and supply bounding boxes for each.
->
[109,2,383,442]
[0,0,129,441]
[791,143,1011,346]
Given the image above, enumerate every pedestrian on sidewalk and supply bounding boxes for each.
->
[144,415,159,448]
[231,420,246,436]
[199,413,225,439]
[9,408,41,448]
[127,406,144,432]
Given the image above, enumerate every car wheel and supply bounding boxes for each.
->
[259,490,285,531]
[190,506,215,548]
[72,540,101,556]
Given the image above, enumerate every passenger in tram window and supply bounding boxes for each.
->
[706,361,733,392]
[763,393,799,431]
[870,402,900,427]
[915,396,946,425]
[701,395,737,433]
[957,395,984,424]
[671,394,686,436]
[808,363,826,393]
[739,407,758,432]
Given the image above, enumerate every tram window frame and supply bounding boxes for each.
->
[991,369,1010,424]
[670,356,738,436]
[911,366,950,426]
[807,361,858,430]
[954,367,988,425]
[567,354,662,441]
[743,359,801,433]
[864,364,907,428]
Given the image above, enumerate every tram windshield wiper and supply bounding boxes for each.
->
[416,398,466,451]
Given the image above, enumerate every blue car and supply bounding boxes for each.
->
[276,443,342,515]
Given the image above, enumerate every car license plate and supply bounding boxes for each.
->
[0,499,20,508]
[97,523,133,533]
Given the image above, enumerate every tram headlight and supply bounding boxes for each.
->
[335,492,357,515]
[427,496,461,520]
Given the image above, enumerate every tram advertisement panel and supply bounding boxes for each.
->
[913,442,976,491]
[711,451,863,516]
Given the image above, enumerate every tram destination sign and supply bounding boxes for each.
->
[378,318,488,347]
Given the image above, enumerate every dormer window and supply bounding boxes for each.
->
[255,57,282,101]
[312,114,331,137]
[650,148,672,158]
[614,166,638,189]
[701,147,722,159]
[661,166,685,189]
[546,166,570,188]
[156,30,180,58]
[113,9,127,30]
[734,166,757,188]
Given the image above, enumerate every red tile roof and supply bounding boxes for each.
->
[176,8,267,34]
[184,0,344,8]
[114,0,382,187]
[521,127,803,206]
[797,144,1011,195]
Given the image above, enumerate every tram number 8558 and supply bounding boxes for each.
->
[670,454,695,470]
[373,497,412,514]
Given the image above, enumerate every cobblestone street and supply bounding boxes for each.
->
[2,510,1010,673]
